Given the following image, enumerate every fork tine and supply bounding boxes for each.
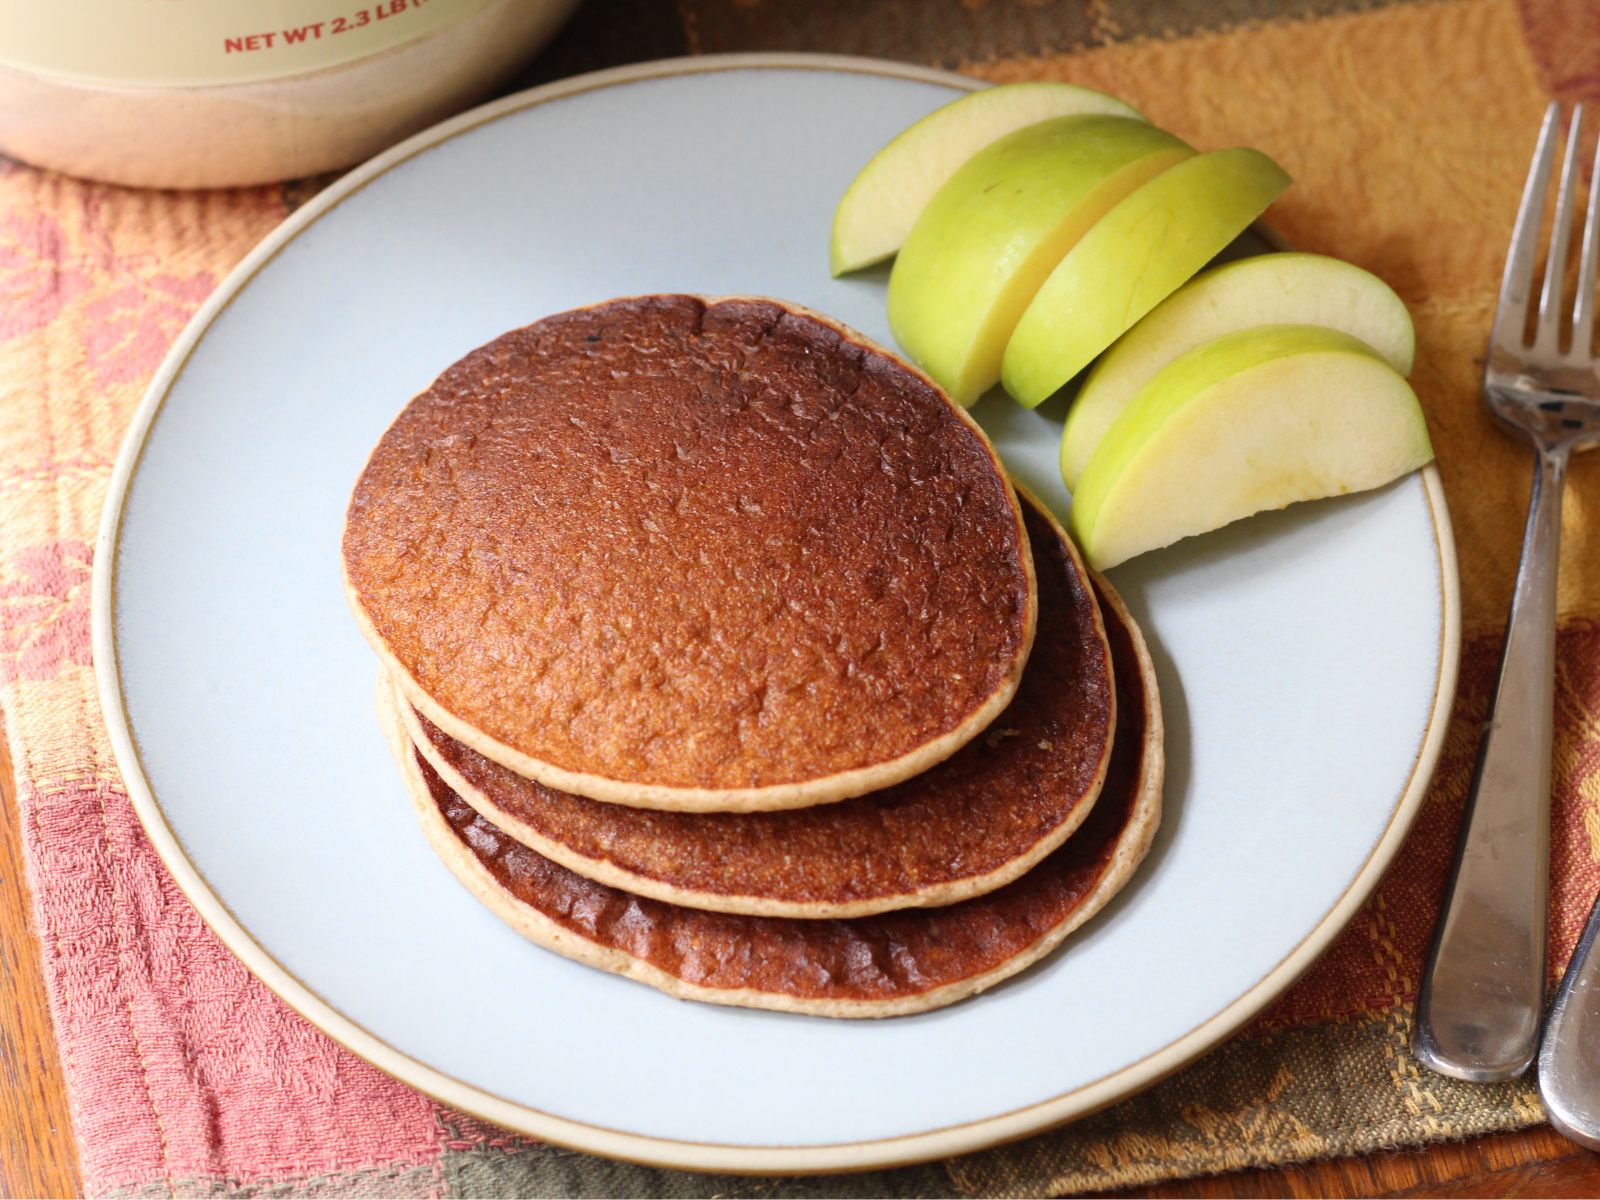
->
[1493,102,1561,352]
[1571,113,1600,361]
[1536,105,1585,354]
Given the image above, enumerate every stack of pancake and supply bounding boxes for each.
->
[342,295,1163,1018]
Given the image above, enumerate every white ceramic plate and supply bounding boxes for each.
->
[95,55,1460,1174]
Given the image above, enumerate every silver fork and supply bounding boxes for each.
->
[1413,103,1600,1085]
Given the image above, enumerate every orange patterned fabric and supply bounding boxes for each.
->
[2,0,1598,1196]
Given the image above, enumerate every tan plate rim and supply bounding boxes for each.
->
[92,51,1463,1176]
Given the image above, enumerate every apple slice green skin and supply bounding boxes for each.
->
[829,82,1144,276]
[1059,252,1416,487]
[1002,147,1293,409]
[1069,324,1434,570]
[886,115,1193,407]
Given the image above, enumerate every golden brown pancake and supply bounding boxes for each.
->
[397,490,1113,918]
[382,574,1161,1018]
[345,295,1036,813]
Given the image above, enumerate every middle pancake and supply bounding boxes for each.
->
[398,490,1114,919]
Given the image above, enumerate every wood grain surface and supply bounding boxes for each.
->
[3,724,1600,1198]
[0,717,82,1200]
[1124,1125,1600,1197]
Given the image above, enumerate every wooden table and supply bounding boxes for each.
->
[4,730,1598,1199]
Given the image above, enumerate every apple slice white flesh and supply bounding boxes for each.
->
[1069,324,1433,570]
[829,82,1144,276]
[1001,147,1292,408]
[1059,252,1415,487]
[886,115,1193,407]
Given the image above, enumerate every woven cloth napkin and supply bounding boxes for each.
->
[4,0,1599,1195]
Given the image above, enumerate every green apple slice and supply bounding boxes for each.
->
[1059,252,1415,487]
[886,115,1193,407]
[1069,324,1433,569]
[829,82,1144,276]
[1002,147,1292,408]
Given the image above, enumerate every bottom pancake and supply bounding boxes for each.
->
[383,576,1162,1018]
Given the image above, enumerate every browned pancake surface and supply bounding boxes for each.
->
[346,295,1034,807]
[405,493,1112,917]
[399,574,1160,1015]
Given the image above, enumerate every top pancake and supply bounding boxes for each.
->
[344,295,1036,811]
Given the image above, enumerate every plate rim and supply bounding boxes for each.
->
[91,51,1464,1176]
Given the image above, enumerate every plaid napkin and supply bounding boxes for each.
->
[4,0,1598,1195]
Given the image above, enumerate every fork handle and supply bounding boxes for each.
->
[1539,874,1600,1147]
[1412,442,1569,1082]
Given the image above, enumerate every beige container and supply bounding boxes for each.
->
[0,0,581,188]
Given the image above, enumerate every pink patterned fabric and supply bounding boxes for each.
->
[0,541,92,684]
